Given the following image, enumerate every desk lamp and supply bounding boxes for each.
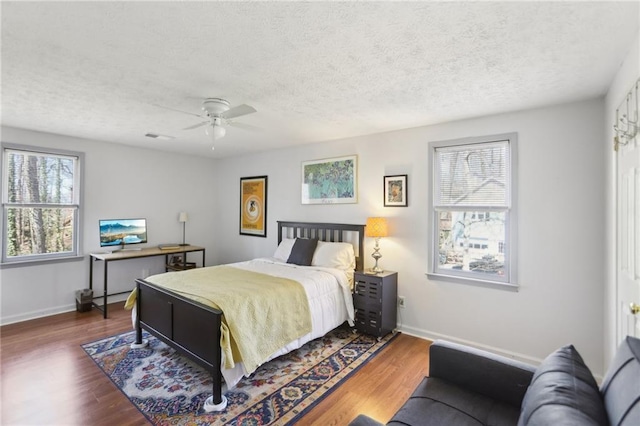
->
[179,212,188,246]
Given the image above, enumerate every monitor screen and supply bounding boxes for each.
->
[99,218,148,247]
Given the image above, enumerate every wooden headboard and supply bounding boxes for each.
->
[277,221,366,271]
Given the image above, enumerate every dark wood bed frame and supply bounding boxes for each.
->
[132,220,365,411]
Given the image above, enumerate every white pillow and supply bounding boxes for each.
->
[311,241,355,271]
[273,238,296,261]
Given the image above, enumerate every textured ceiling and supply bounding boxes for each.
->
[1,2,639,158]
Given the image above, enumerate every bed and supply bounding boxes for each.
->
[130,221,365,412]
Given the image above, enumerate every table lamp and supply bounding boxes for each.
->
[365,217,388,273]
[179,212,188,246]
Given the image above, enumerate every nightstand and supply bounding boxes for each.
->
[353,270,398,338]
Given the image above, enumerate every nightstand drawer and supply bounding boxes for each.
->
[354,309,382,335]
[353,279,381,308]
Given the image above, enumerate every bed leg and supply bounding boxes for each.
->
[130,335,148,349]
[204,395,228,412]
[130,301,148,349]
[203,366,226,412]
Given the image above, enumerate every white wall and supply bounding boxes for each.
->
[604,31,640,368]
[0,98,610,376]
[0,127,218,324]
[213,98,607,376]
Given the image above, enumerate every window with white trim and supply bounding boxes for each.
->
[428,133,517,287]
[2,143,83,263]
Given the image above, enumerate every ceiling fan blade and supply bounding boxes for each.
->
[227,121,262,132]
[183,121,209,130]
[153,103,204,118]
[222,104,257,119]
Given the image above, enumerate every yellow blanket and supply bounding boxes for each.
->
[126,266,312,375]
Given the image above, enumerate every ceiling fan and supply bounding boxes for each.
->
[159,98,258,149]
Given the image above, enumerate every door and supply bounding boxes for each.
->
[617,80,640,341]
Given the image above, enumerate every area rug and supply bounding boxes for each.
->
[82,326,397,425]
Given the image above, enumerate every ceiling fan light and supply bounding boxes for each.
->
[213,125,226,139]
[205,123,226,141]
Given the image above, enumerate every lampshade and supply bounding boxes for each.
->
[365,217,388,238]
[178,212,188,223]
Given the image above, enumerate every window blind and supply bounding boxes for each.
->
[434,140,510,208]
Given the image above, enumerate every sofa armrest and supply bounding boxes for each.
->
[348,414,385,426]
[429,340,536,408]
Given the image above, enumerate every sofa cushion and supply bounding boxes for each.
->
[600,336,640,426]
[429,340,535,408]
[518,344,607,426]
[387,377,521,426]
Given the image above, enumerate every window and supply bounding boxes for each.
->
[2,143,83,264]
[428,133,517,287]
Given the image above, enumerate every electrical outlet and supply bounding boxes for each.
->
[142,269,149,278]
[398,296,406,308]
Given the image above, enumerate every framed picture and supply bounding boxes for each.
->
[384,174,408,207]
[301,155,357,204]
[240,175,268,237]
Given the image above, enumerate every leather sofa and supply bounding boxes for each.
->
[349,336,640,426]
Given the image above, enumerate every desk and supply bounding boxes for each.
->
[89,245,205,318]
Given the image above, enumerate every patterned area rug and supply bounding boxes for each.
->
[82,326,397,425]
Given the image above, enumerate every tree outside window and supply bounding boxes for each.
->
[2,144,82,263]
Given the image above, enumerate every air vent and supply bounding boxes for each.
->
[145,133,175,140]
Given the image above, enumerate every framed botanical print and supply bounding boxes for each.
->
[384,174,408,207]
[240,175,268,237]
[301,155,357,204]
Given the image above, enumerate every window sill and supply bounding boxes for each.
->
[426,272,519,292]
[0,255,85,269]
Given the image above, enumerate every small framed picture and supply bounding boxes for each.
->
[384,175,408,207]
[240,175,268,237]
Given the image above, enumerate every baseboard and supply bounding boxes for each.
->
[398,324,544,366]
[1,304,76,326]
[396,324,605,383]
[0,294,129,326]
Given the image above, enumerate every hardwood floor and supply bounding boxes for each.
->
[1,303,431,425]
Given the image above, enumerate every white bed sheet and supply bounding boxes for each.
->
[221,258,354,388]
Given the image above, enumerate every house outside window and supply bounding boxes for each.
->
[1,143,83,264]
[428,133,517,287]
